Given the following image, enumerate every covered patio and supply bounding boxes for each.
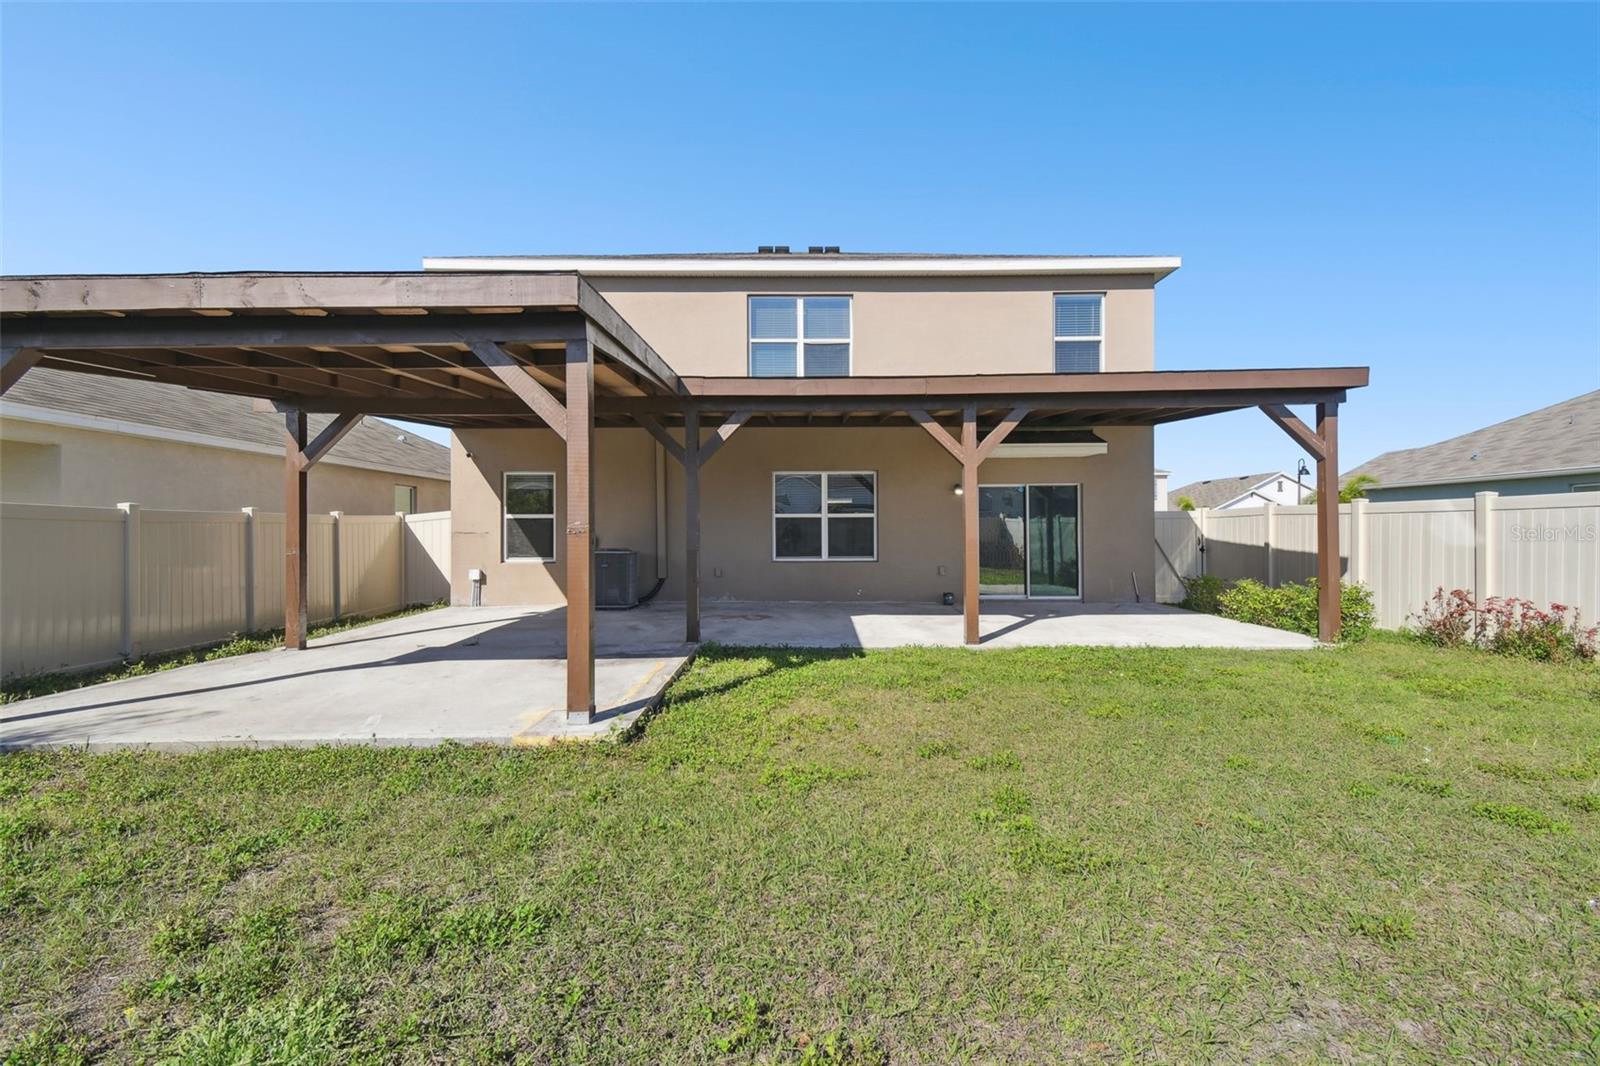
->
[2,272,1367,723]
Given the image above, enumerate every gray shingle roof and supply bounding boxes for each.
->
[1166,472,1300,510]
[1345,390,1600,488]
[2,368,450,479]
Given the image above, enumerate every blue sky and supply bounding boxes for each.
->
[4,2,1596,490]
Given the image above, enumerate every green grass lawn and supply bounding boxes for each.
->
[3,636,1598,1063]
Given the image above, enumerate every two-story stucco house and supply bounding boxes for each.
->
[1,258,1364,721]
[429,251,1174,610]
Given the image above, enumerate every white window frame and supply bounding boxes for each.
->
[748,295,853,378]
[772,470,878,562]
[503,470,557,563]
[1053,292,1105,373]
[394,484,418,515]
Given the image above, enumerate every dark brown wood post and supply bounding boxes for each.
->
[961,403,980,645]
[684,407,702,643]
[283,409,309,650]
[1315,401,1341,642]
[565,338,596,720]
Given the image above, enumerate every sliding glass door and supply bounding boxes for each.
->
[978,486,1027,596]
[1026,485,1080,598]
[977,483,1081,599]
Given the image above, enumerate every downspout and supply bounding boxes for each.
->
[631,440,669,605]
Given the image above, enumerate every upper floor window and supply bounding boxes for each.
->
[1054,293,1103,373]
[749,296,851,377]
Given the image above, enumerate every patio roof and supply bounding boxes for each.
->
[1,270,1368,719]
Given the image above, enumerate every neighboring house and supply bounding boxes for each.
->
[1166,471,1312,511]
[1153,468,1170,510]
[1,368,450,513]
[1345,390,1600,502]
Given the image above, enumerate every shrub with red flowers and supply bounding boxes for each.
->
[1413,588,1598,663]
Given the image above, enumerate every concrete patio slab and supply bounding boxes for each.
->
[0,600,1312,751]
[692,599,1318,650]
[1,606,694,751]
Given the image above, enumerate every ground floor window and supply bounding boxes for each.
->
[504,472,556,561]
[978,483,1080,597]
[773,472,876,560]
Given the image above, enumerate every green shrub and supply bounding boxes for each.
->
[1218,578,1374,642]
[1179,574,1226,614]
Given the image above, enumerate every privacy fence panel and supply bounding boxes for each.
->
[0,504,127,677]
[402,511,452,605]
[1361,501,1475,628]
[1153,511,1201,603]
[337,514,402,619]
[137,509,249,655]
[1156,491,1599,631]
[307,515,336,625]
[1,504,454,680]
[1495,493,1600,620]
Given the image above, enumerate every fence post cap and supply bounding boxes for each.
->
[116,501,140,512]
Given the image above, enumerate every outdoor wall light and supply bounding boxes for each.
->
[952,483,964,496]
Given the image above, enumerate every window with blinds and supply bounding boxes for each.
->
[773,472,876,560]
[749,296,852,377]
[1053,293,1104,373]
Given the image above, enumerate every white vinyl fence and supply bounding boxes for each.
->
[1155,491,1600,630]
[1,505,451,679]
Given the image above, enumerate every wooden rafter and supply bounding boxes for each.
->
[467,340,568,440]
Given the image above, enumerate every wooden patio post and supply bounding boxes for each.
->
[1315,401,1342,643]
[283,409,309,650]
[565,338,596,720]
[683,408,702,643]
[961,404,980,645]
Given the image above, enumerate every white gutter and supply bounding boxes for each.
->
[422,254,1182,281]
[0,403,450,483]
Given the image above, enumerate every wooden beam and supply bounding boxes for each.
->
[283,410,309,651]
[467,340,568,440]
[4,311,589,353]
[1,347,42,395]
[565,338,595,720]
[961,404,981,646]
[973,406,1033,465]
[295,413,364,471]
[909,408,966,464]
[636,414,686,466]
[1259,403,1327,461]
[695,409,751,467]
[1316,402,1342,643]
[684,408,702,643]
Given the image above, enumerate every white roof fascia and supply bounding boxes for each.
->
[422,255,1182,281]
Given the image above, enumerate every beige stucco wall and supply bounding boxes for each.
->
[588,274,1156,376]
[452,425,1154,607]
[0,419,449,514]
